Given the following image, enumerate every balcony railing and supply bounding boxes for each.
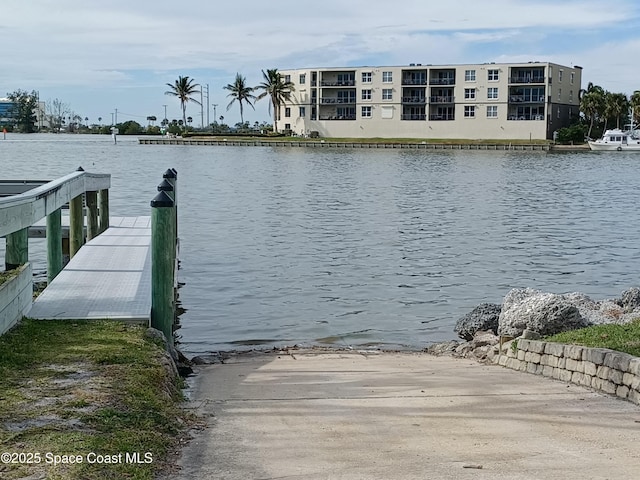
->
[401,114,426,121]
[402,97,427,103]
[429,96,454,103]
[402,78,427,85]
[429,114,455,121]
[320,98,356,104]
[509,95,546,103]
[320,80,355,87]
[319,115,357,120]
[429,78,455,85]
[507,114,545,121]
[509,76,546,84]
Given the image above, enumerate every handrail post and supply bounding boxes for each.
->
[69,194,84,258]
[151,191,175,345]
[163,169,177,240]
[5,227,28,270]
[46,208,63,283]
[98,188,110,234]
[86,191,99,241]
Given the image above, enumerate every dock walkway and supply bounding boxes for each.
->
[29,216,152,322]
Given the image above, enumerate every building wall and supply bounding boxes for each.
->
[279,62,582,140]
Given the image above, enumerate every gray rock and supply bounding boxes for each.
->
[498,289,589,337]
[617,287,640,313]
[454,303,501,340]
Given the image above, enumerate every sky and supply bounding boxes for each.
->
[3,0,640,127]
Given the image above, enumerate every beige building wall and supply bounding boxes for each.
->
[279,62,582,140]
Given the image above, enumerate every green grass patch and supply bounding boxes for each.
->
[546,318,640,357]
[0,269,18,287]
[0,319,190,480]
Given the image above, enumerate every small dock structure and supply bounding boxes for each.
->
[0,169,179,344]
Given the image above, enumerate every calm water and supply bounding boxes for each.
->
[2,134,639,354]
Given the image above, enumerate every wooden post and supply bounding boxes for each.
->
[163,169,177,239]
[157,179,176,266]
[5,227,28,270]
[151,191,175,345]
[86,191,99,241]
[98,188,110,234]
[69,193,84,258]
[46,208,63,283]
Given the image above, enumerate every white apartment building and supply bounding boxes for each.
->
[278,62,582,140]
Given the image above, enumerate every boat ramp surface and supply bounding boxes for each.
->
[29,216,151,322]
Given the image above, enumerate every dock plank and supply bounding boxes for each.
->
[29,216,152,322]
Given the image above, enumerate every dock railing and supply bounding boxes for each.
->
[0,169,110,334]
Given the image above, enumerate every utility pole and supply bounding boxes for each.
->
[212,104,218,123]
[111,113,114,125]
[205,84,210,128]
[115,108,118,125]
[200,87,204,129]
[163,105,167,124]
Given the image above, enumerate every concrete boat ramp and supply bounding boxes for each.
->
[29,216,152,322]
[173,350,640,480]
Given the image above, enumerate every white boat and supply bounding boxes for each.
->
[588,128,640,151]
[589,108,640,151]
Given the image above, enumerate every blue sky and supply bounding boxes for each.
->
[3,0,640,127]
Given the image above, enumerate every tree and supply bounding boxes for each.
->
[223,73,256,125]
[580,86,605,139]
[47,98,70,133]
[630,90,640,125]
[255,69,295,132]
[604,92,629,129]
[164,76,201,128]
[6,90,38,133]
[146,115,157,125]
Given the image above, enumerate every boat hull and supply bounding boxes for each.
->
[588,142,640,151]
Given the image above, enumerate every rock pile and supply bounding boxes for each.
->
[429,287,640,362]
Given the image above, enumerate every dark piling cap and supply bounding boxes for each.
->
[76,166,85,172]
[150,191,174,208]
[163,169,177,179]
[171,168,177,176]
[157,179,174,192]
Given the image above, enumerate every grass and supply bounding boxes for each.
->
[546,318,640,357]
[0,319,190,480]
[0,269,18,287]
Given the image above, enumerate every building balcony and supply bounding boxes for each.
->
[507,114,545,121]
[509,76,546,84]
[401,114,426,120]
[402,78,427,85]
[429,114,455,121]
[430,96,454,103]
[320,98,356,104]
[509,95,546,103]
[402,97,426,103]
[429,78,455,85]
[320,81,355,87]
[319,115,357,120]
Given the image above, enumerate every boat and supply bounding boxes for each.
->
[588,109,640,151]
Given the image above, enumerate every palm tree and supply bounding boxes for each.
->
[223,73,256,125]
[580,88,605,139]
[164,76,202,128]
[255,69,295,132]
[630,90,640,125]
[605,92,629,129]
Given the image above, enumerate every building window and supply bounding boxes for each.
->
[362,72,372,83]
[284,123,291,130]
[284,75,291,83]
[362,106,372,118]
[285,107,291,118]
[299,106,306,117]
[559,70,563,82]
[558,88,561,101]
[464,88,476,100]
[382,71,393,83]
[362,89,372,100]
[569,90,573,103]
[570,72,575,84]
[487,87,498,99]
[486,106,498,118]
[382,89,393,100]
[299,74,306,84]
[465,70,476,81]
[464,106,475,117]
[557,107,561,119]
[488,69,499,81]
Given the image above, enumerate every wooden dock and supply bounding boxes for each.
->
[29,217,152,322]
